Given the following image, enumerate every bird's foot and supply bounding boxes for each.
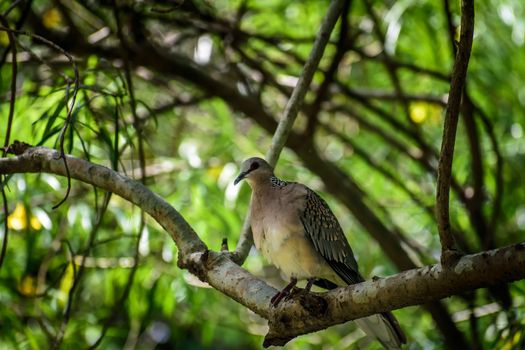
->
[270,277,297,307]
[274,278,317,304]
[282,286,302,301]
[285,278,316,298]
[270,290,288,306]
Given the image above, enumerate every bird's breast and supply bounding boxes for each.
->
[250,198,330,280]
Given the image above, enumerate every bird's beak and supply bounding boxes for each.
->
[234,171,247,185]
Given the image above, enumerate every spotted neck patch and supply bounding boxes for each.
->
[270,176,288,188]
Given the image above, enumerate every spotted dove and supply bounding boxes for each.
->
[234,157,406,349]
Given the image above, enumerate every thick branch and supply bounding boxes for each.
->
[436,0,474,264]
[265,242,525,346]
[24,14,466,342]
[0,147,206,258]
[2,147,523,347]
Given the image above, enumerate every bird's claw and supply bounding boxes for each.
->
[270,290,288,307]
[271,286,310,306]
[270,278,298,307]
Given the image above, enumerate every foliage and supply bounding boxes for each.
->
[0,0,524,349]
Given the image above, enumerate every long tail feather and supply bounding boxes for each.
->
[354,312,406,349]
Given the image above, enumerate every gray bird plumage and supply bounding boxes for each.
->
[235,157,406,349]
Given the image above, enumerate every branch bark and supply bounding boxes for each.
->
[436,0,475,265]
[1,146,524,347]
[20,7,472,344]
[264,242,525,346]
[0,146,206,259]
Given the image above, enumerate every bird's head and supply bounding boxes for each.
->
[234,157,274,186]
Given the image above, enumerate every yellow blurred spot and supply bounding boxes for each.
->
[7,202,27,231]
[502,330,522,350]
[410,104,427,123]
[0,31,9,46]
[207,164,223,180]
[512,331,522,346]
[58,263,75,307]
[30,217,42,231]
[7,202,43,231]
[18,275,37,297]
[410,102,442,124]
[43,8,63,29]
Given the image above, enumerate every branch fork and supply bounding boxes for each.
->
[1,146,525,348]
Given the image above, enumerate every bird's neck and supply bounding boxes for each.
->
[249,175,287,192]
[269,176,288,188]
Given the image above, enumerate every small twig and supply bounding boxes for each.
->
[1,2,36,68]
[436,0,475,265]
[36,217,68,295]
[462,93,490,247]
[322,123,435,219]
[476,107,504,232]
[2,0,24,17]
[344,88,447,106]
[335,82,436,160]
[443,0,458,56]
[265,0,346,166]
[221,238,229,251]
[52,81,74,210]
[444,0,491,252]
[351,47,450,81]
[233,0,347,264]
[52,192,112,349]
[0,16,17,154]
[113,6,147,183]
[88,215,145,350]
[0,14,17,271]
[0,188,8,270]
[15,39,74,88]
[86,13,146,347]
[231,215,253,264]
[0,26,80,209]
[468,297,483,350]
[328,103,427,165]
[304,0,352,138]
[362,0,414,127]
[112,96,121,171]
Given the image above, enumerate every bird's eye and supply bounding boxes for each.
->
[250,162,259,171]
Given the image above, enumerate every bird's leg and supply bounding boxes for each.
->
[270,277,297,307]
[284,278,316,301]
[304,278,316,292]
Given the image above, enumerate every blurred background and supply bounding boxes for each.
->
[0,0,524,349]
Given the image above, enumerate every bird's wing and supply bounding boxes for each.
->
[298,186,364,285]
[297,186,406,347]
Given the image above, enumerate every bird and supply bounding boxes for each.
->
[234,157,406,349]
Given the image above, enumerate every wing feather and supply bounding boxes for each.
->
[299,187,363,285]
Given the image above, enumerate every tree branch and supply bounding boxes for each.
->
[21,9,469,342]
[264,242,525,346]
[264,0,346,167]
[304,0,351,138]
[1,146,524,348]
[362,0,415,127]
[0,146,206,258]
[436,0,474,265]
[0,13,17,271]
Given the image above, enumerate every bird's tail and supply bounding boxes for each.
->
[354,312,407,349]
